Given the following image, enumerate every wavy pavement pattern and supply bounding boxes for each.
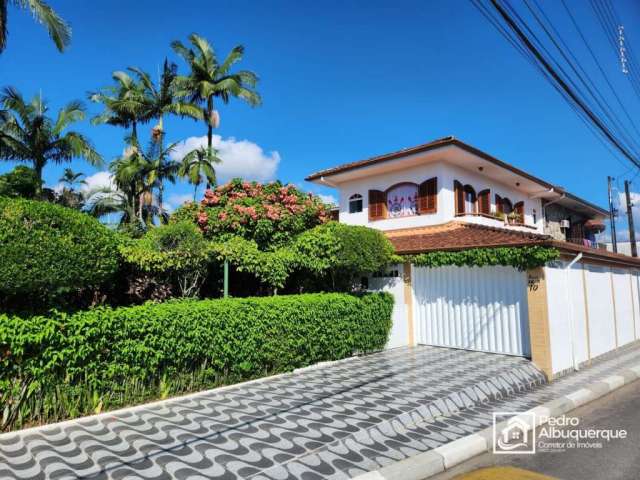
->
[0,346,547,480]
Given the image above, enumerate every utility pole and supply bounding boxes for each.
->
[625,180,637,257]
[608,176,618,253]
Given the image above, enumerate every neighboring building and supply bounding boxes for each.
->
[306,136,640,380]
[306,136,608,250]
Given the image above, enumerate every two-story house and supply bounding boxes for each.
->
[306,136,640,380]
[307,136,607,251]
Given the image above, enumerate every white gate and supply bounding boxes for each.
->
[413,265,530,356]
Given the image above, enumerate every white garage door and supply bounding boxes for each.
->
[413,265,530,356]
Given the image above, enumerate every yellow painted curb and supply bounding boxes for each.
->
[452,466,558,480]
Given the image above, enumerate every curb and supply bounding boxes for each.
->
[352,363,640,480]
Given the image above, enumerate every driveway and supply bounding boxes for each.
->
[0,346,549,480]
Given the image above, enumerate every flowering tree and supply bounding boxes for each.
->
[173,179,330,249]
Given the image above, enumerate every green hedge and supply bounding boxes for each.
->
[407,246,560,270]
[0,292,393,430]
[0,197,120,305]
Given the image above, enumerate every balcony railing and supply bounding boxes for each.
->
[566,237,607,250]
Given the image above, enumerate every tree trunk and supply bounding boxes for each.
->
[34,162,44,196]
[207,97,213,160]
[157,116,165,216]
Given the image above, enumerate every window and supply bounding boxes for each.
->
[349,193,363,213]
[463,185,477,214]
[533,209,537,224]
[502,197,513,215]
[386,183,418,218]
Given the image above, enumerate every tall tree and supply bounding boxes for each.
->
[0,0,71,53]
[128,60,201,211]
[89,71,147,145]
[171,34,261,174]
[0,87,102,190]
[179,146,219,201]
[58,167,85,189]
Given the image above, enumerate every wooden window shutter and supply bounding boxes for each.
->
[454,180,464,215]
[495,194,503,215]
[478,189,490,215]
[418,177,437,214]
[368,189,387,220]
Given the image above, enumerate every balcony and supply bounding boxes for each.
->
[566,237,607,251]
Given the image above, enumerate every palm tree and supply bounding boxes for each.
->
[58,167,85,189]
[89,71,147,145]
[85,151,149,228]
[171,34,261,168]
[128,60,201,210]
[0,87,102,191]
[179,146,219,201]
[1,0,71,53]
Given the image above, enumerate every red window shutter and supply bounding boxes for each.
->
[418,177,438,214]
[478,189,490,215]
[454,180,464,215]
[495,194,503,215]
[368,190,387,220]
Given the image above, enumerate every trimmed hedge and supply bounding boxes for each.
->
[0,197,120,305]
[0,292,393,430]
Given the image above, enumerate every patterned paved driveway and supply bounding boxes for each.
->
[2,344,639,480]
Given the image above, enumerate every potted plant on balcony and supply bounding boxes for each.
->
[507,211,522,225]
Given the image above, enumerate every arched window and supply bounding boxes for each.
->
[349,193,363,213]
[502,197,513,215]
[386,183,418,218]
[463,185,477,214]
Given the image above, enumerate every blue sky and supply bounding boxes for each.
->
[2,0,639,231]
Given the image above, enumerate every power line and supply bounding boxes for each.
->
[485,0,640,170]
[523,0,640,155]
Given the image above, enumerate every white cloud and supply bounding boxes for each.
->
[166,193,195,212]
[81,171,115,193]
[170,135,280,183]
[317,194,337,205]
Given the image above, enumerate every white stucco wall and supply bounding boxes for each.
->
[335,161,544,233]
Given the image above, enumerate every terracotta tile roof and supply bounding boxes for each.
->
[385,221,640,268]
[386,221,550,254]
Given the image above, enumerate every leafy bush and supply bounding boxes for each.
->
[0,292,393,430]
[210,237,296,291]
[173,179,330,248]
[0,197,120,307]
[294,222,398,290]
[119,221,211,298]
[0,166,41,199]
[407,246,560,270]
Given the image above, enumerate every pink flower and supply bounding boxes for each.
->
[197,211,208,226]
[218,211,228,221]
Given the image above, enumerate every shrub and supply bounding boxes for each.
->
[407,246,560,270]
[119,222,211,298]
[0,197,120,307]
[0,292,393,430]
[0,166,41,199]
[294,222,398,290]
[173,179,330,248]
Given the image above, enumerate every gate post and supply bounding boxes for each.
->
[403,262,415,346]
[527,267,553,379]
